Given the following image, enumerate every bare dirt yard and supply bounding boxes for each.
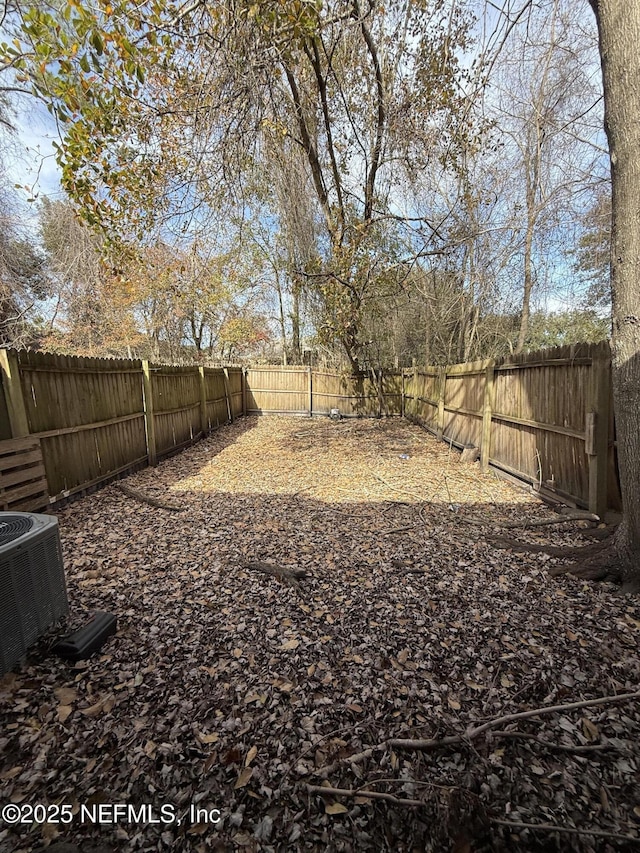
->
[1,415,639,853]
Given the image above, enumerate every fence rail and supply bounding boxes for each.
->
[0,343,619,516]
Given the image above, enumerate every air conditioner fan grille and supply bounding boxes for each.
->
[0,515,34,546]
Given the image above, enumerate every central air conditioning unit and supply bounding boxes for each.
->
[0,512,68,675]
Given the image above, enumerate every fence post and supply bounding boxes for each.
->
[412,360,418,419]
[586,343,611,518]
[242,368,248,417]
[0,349,29,437]
[480,361,495,472]
[222,368,234,422]
[142,360,157,467]
[436,367,447,440]
[308,366,313,417]
[198,366,209,435]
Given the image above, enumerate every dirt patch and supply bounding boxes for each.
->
[1,416,639,852]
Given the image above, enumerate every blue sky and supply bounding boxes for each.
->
[9,98,62,201]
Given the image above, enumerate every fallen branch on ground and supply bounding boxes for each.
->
[315,691,640,778]
[306,784,424,808]
[370,471,427,502]
[489,730,622,755]
[389,691,640,751]
[235,560,308,585]
[491,818,640,844]
[115,483,184,512]
[305,786,640,843]
[465,510,598,529]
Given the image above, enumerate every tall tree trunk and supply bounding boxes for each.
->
[589,0,640,585]
[515,217,535,355]
[274,272,288,364]
[291,279,302,364]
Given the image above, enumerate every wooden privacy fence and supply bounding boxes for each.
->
[0,343,619,516]
[246,366,404,417]
[0,349,244,502]
[403,341,618,517]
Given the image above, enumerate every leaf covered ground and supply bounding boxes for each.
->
[1,415,639,853]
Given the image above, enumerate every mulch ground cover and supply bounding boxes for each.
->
[1,415,639,853]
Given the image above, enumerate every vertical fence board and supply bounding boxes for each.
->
[586,341,612,517]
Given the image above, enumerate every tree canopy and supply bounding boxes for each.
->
[1,0,497,367]
[0,0,609,367]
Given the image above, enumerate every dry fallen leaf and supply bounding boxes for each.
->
[0,766,22,780]
[582,717,600,741]
[245,745,258,766]
[54,687,78,705]
[234,767,253,789]
[197,732,220,745]
[79,694,115,717]
[57,705,73,723]
[324,802,349,815]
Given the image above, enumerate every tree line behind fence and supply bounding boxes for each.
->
[0,342,618,516]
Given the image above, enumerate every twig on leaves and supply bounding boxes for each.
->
[306,784,424,808]
[462,510,599,529]
[234,560,307,586]
[491,818,640,844]
[370,471,426,502]
[315,691,640,777]
[115,483,184,512]
[389,691,640,750]
[489,730,620,755]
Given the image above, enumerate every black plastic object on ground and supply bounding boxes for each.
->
[52,611,117,661]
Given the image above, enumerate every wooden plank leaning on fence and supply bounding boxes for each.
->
[0,349,29,438]
[141,360,157,467]
[585,342,612,519]
[0,436,50,512]
[480,362,495,472]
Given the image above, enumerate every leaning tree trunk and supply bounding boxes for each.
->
[589,0,640,585]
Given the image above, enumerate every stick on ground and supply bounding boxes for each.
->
[389,691,640,750]
[116,483,185,512]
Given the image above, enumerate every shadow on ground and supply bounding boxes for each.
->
[1,416,639,853]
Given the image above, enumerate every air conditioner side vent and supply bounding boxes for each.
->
[0,512,69,675]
